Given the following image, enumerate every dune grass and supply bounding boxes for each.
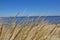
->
[0,15,60,40]
[0,20,59,40]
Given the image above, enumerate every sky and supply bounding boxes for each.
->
[0,0,60,17]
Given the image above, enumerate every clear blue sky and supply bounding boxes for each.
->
[0,0,60,17]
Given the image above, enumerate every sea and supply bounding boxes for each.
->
[0,16,60,25]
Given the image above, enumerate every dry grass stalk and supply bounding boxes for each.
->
[11,24,25,40]
[43,25,57,40]
[9,24,17,40]
[49,29,57,40]
[0,24,4,36]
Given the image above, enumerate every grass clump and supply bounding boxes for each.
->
[0,16,59,40]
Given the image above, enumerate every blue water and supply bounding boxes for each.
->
[0,16,60,24]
